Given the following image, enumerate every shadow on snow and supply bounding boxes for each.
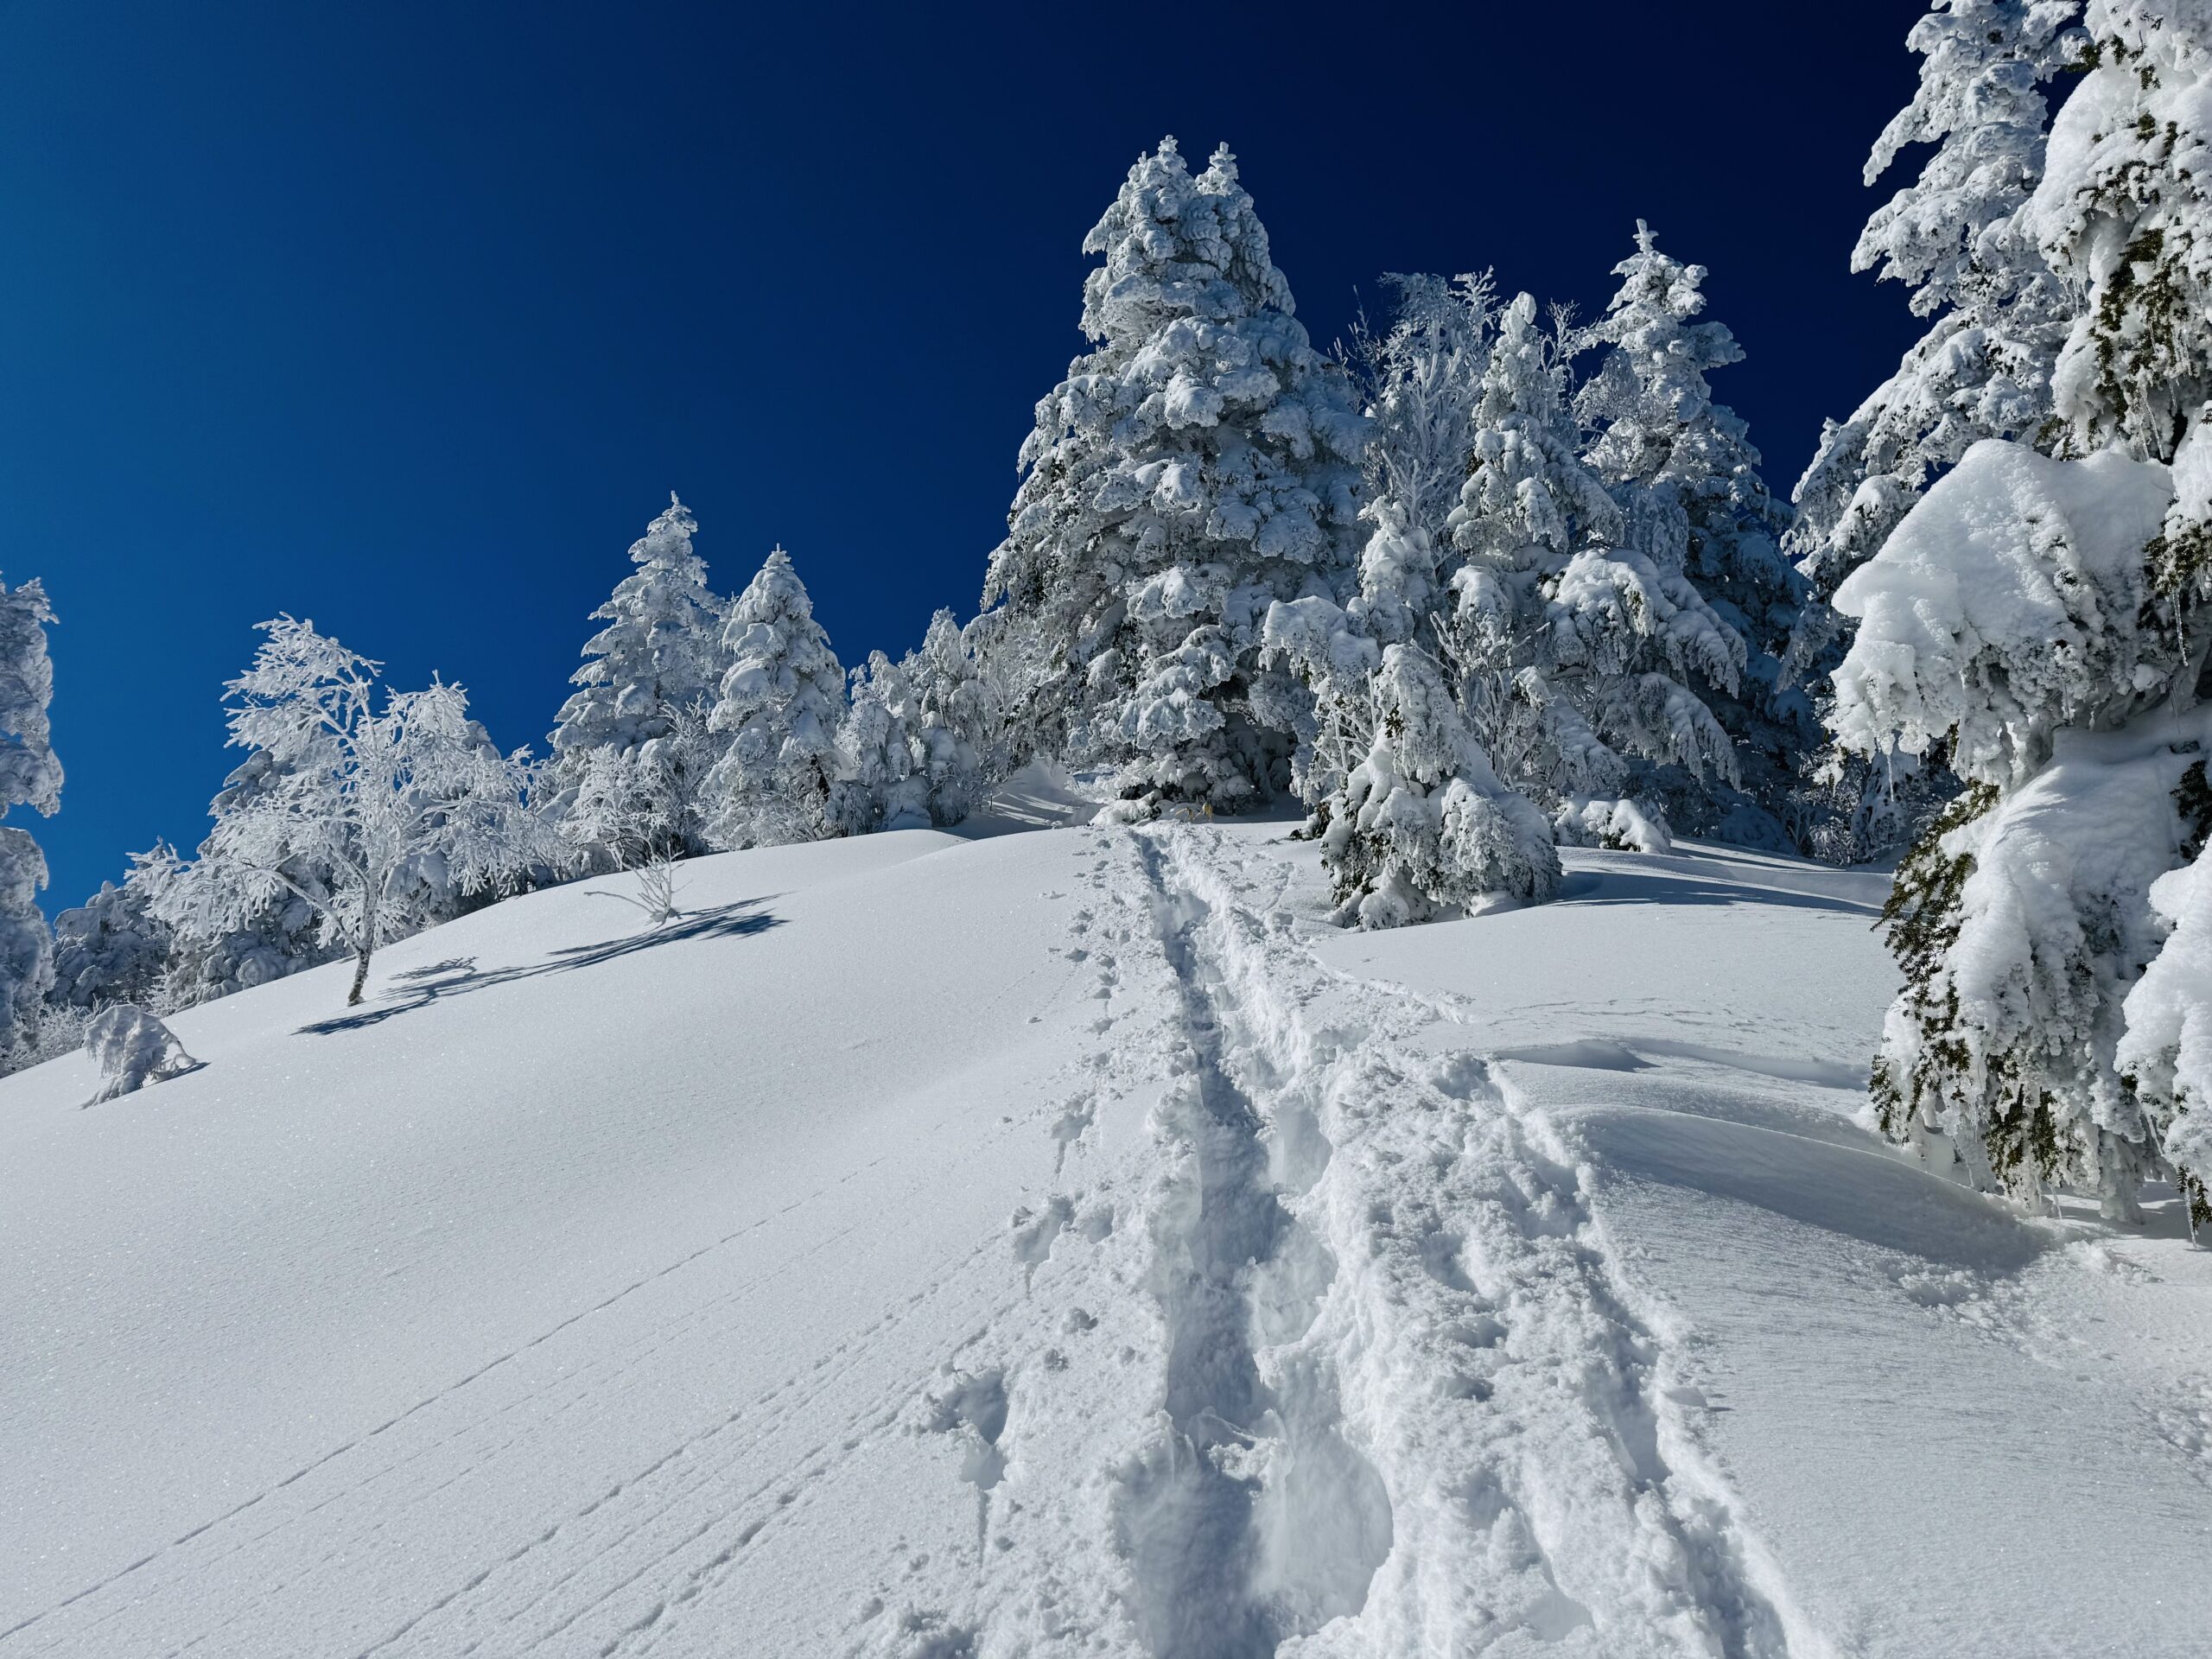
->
[296,897,785,1035]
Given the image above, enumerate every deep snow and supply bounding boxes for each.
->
[3,821,2209,1656]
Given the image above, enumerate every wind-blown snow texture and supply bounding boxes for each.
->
[3,821,2209,1656]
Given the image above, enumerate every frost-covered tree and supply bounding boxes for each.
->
[50,870,176,1012]
[703,547,846,849]
[0,574,60,1052]
[550,493,728,857]
[1446,292,1744,830]
[981,137,1368,810]
[1833,0,2212,1222]
[1575,225,1814,847]
[1787,3,2082,859]
[162,617,561,1006]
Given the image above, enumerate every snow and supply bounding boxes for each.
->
[4,821,2210,1656]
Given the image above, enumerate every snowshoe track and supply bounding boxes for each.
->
[1104,825,1812,1658]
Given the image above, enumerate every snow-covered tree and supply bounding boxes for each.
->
[161,617,562,1007]
[0,574,60,1052]
[1791,1,2082,599]
[50,870,175,1012]
[550,493,728,857]
[1266,594,1557,925]
[1786,3,2082,860]
[1575,225,1814,847]
[912,610,1003,815]
[1833,0,2212,1222]
[703,547,846,849]
[981,137,1368,810]
[833,652,931,836]
[1445,291,1743,825]
[1257,274,1561,925]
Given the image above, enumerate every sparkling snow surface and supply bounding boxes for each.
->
[3,823,2209,1656]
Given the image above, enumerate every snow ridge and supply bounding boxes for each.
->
[1121,826,1815,1657]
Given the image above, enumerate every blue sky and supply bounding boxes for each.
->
[1,0,1929,913]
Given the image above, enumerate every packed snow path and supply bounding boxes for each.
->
[3,824,2209,1656]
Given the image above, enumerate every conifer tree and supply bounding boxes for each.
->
[551,493,728,856]
[703,547,846,849]
[0,574,60,1051]
[1575,226,1814,846]
[981,137,1368,810]
[1787,1,2082,858]
[1833,0,2212,1222]
[1445,292,1744,826]
[902,608,999,823]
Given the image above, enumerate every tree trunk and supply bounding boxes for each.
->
[347,938,373,1006]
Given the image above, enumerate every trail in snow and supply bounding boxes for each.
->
[1081,825,1814,1659]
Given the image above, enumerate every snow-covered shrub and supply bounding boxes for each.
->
[0,573,60,1051]
[83,1003,200,1103]
[1265,604,1558,927]
[1554,796,1673,855]
[703,547,846,849]
[550,494,728,859]
[981,137,1367,809]
[1575,225,1814,848]
[159,617,562,1007]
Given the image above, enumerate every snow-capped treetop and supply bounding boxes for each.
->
[1077,137,1295,344]
[551,493,726,762]
[1450,292,1621,573]
[0,574,60,822]
[1576,225,1793,597]
[1789,1,2081,597]
[981,137,1369,805]
[1358,271,1493,544]
[704,547,847,848]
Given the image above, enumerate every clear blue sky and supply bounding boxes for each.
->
[1,0,1929,914]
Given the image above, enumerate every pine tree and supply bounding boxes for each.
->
[1833,0,2212,1221]
[703,547,847,849]
[1445,292,1744,829]
[1575,225,1814,847]
[0,574,60,1052]
[981,137,1368,810]
[550,493,728,856]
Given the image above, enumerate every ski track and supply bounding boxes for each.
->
[5,823,1826,1657]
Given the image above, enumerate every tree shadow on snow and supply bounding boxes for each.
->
[295,897,785,1036]
[1556,869,1881,918]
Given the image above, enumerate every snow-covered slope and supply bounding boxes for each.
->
[3,824,2209,1657]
